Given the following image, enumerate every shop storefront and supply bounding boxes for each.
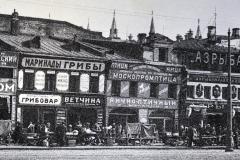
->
[106,62,181,134]
[17,54,106,129]
[0,51,18,122]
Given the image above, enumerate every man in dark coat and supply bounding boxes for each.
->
[187,126,194,147]
[55,122,66,146]
[234,127,239,149]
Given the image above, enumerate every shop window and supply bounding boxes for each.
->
[150,83,159,98]
[168,84,177,99]
[204,86,211,99]
[89,76,99,93]
[111,80,121,96]
[45,73,56,91]
[222,87,228,100]
[187,85,194,98]
[69,75,80,92]
[159,48,168,62]
[0,68,13,78]
[24,71,34,90]
[129,81,138,97]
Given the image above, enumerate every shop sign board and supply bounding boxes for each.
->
[18,94,61,106]
[64,95,102,106]
[0,79,16,95]
[189,74,240,84]
[56,72,69,91]
[0,52,18,68]
[22,57,105,72]
[109,70,180,84]
[107,97,178,109]
[110,63,182,74]
[188,50,240,73]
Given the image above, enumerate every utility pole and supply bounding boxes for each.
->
[225,28,234,152]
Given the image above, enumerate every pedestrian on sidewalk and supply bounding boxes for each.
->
[234,126,239,149]
[187,126,194,147]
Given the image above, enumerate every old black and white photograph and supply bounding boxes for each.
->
[0,0,240,159]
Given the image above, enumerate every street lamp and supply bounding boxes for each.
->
[225,28,234,152]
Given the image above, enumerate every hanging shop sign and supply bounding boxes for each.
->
[189,74,240,84]
[18,94,62,106]
[56,72,69,91]
[0,79,16,95]
[64,95,103,106]
[107,97,178,109]
[109,70,180,84]
[0,52,18,68]
[21,57,105,72]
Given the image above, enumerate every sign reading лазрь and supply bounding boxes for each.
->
[18,94,61,106]
[107,97,178,109]
[22,57,105,72]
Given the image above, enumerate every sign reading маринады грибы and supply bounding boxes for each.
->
[21,57,105,72]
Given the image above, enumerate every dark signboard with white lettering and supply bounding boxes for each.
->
[0,52,18,68]
[188,51,240,73]
[64,95,103,107]
[189,74,240,84]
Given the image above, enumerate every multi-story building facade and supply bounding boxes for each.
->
[173,26,240,128]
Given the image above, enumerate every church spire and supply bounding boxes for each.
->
[195,18,202,39]
[87,18,90,30]
[109,10,118,39]
[149,11,155,35]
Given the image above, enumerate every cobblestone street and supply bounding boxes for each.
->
[1,149,240,160]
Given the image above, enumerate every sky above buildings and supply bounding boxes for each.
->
[1,0,240,40]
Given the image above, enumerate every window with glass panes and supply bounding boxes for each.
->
[111,80,121,96]
[69,74,80,92]
[45,73,56,91]
[89,76,99,93]
[150,83,159,98]
[24,71,34,90]
[129,81,138,97]
[168,84,177,99]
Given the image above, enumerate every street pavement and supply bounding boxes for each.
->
[1,149,240,160]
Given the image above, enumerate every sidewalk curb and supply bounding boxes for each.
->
[0,146,227,150]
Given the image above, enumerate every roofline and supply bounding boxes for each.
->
[0,13,103,37]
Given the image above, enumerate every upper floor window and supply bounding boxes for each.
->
[150,83,159,98]
[168,84,177,99]
[24,70,34,90]
[89,75,99,93]
[80,74,89,92]
[45,71,56,91]
[129,81,138,97]
[111,80,121,96]
[159,48,168,62]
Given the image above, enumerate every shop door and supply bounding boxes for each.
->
[0,97,10,120]
[43,110,55,131]
[150,118,165,133]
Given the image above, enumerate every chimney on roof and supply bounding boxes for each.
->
[137,33,146,44]
[232,28,240,39]
[187,29,193,39]
[11,9,19,35]
[207,26,216,44]
[176,34,183,42]
[128,34,133,41]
